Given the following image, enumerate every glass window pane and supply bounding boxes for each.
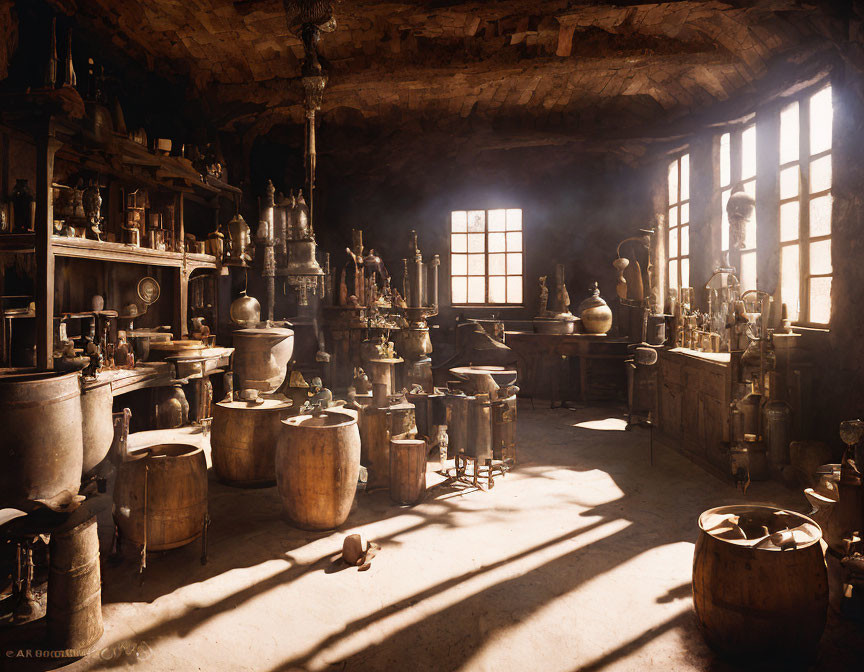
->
[668,205,678,228]
[809,276,831,324]
[668,227,678,258]
[451,233,467,253]
[740,250,757,291]
[506,231,522,252]
[809,194,832,237]
[668,159,678,205]
[780,166,799,200]
[507,252,522,276]
[467,254,485,275]
[742,125,757,180]
[487,209,506,231]
[468,211,485,232]
[488,276,506,303]
[467,276,485,303]
[668,259,678,289]
[467,233,485,253]
[810,155,831,193]
[680,153,690,201]
[720,132,731,187]
[681,202,689,225]
[681,226,689,256]
[506,209,522,231]
[743,180,757,249]
[781,244,800,322]
[721,188,731,251]
[489,253,505,275]
[451,254,467,276]
[489,232,506,253]
[452,276,467,304]
[780,102,799,165]
[507,276,522,304]
[451,211,467,233]
[681,258,690,289]
[810,86,832,156]
[780,201,799,242]
[810,239,832,275]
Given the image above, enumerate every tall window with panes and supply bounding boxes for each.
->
[667,153,690,291]
[450,209,523,305]
[719,124,758,291]
[779,85,833,325]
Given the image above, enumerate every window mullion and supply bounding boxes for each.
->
[800,96,812,322]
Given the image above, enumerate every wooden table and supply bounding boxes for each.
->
[504,332,630,403]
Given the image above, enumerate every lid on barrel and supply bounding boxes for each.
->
[217,398,292,411]
[699,505,822,550]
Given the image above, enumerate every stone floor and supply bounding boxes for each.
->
[4,402,864,671]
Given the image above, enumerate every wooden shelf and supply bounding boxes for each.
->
[51,236,219,270]
[0,233,36,252]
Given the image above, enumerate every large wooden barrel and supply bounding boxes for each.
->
[114,444,208,551]
[48,510,103,653]
[390,439,427,505]
[277,411,360,530]
[211,398,290,486]
[0,370,83,511]
[359,405,391,489]
[692,505,828,661]
[81,381,114,475]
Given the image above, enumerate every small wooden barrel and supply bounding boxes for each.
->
[692,505,828,661]
[359,405,391,489]
[114,444,208,551]
[277,411,361,530]
[211,398,290,486]
[390,439,427,505]
[48,510,103,653]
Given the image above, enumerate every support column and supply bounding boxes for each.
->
[35,119,62,370]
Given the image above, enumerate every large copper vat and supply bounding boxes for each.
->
[81,381,114,475]
[211,398,291,486]
[0,370,83,511]
[232,327,294,393]
[114,444,208,551]
[693,505,828,661]
[277,411,360,530]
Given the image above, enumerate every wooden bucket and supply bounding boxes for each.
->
[277,411,360,530]
[48,510,103,653]
[692,504,828,661]
[390,439,427,505]
[211,398,290,486]
[114,443,208,551]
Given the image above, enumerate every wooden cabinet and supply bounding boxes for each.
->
[656,348,731,471]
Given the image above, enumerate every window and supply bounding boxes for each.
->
[667,153,690,291]
[719,124,758,291]
[450,209,523,305]
[779,85,832,325]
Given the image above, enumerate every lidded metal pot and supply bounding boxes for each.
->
[578,282,613,334]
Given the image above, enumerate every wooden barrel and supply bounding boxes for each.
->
[0,370,83,511]
[692,505,828,661]
[390,439,427,505]
[48,510,103,653]
[359,405,391,489]
[492,395,517,461]
[114,444,208,551]
[277,411,361,530]
[211,398,290,486]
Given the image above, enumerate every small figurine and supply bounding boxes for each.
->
[437,425,449,473]
[537,275,549,316]
[353,367,372,394]
[309,376,332,409]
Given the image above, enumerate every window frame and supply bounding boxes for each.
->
[667,152,690,293]
[449,208,525,307]
[779,83,833,327]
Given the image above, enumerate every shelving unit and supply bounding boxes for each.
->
[0,89,240,370]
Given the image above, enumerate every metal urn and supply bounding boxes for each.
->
[578,282,613,334]
[227,213,253,265]
[230,290,261,327]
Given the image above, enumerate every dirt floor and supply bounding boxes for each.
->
[3,402,863,671]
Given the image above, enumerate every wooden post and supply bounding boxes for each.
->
[35,119,62,370]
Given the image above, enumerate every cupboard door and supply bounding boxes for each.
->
[659,381,683,437]
[699,394,728,470]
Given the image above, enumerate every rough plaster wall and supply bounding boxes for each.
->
[0,0,17,80]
